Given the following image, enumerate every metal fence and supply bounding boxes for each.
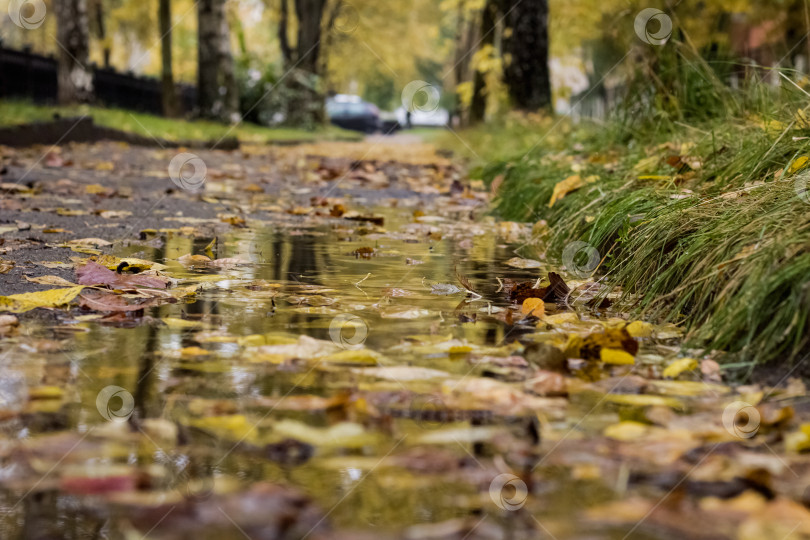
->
[0,43,196,116]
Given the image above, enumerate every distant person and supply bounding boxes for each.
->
[406,110,412,129]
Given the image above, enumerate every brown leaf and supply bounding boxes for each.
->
[76,261,168,289]
[78,291,165,312]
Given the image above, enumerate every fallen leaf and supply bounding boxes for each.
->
[78,291,164,312]
[0,286,84,313]
[549,175,590,207]
[24,275,77,286]
[662,358,699,378]
[600,348,635,365]
[506,257,542,269]
[604,421,650,441]
[626,320,653,338]
[76,261,168,289]
[521,298,545,317]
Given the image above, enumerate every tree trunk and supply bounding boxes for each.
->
[89,0,110,67]
[197,0,239,121]
[499,0,551,111]
[278,0,293,66]
[159,0,179,117]
[470,0,497,123]
[54,0,93,105]
[197,0,221,118]
[293,0,326,73]
[218,12,240,122]
[276,0,328,127]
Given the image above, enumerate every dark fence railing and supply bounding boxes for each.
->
[0,43,196,116]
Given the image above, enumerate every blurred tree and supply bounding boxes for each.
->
[470,0,496,123]
[277,0,329,126]
[159,0,179,117]
[198,0,239,121]
[55,0,94,104]
[88,0,110,67]
[498,0,551,110]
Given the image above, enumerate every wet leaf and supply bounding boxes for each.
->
[0,286,84,313]
[506,257,542,269]
[76,261,169,289]
[604,421,650,441]
[521,298,545,317]
[78,291,164,312]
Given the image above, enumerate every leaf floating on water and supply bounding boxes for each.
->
[76,261,169,289]
[271,419,375,448]
[454,265,480,295]
[0,286,84,313]
[521,298,545,318]
[352,366,450,381]
[430,283,462,296]
[320,349,382,365]
[189,414,259,444]
[505,257,542,269]
[603,421,650,441]
[178,253,248,269]
[78,291,165,312]
[380,307,432,319]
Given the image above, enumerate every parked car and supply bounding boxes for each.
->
[326,95,382,133]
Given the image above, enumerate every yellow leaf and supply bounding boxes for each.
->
[604,394,683,408]
[600,348,635,365]
[0,286,84,313]
[179,346,209,357]
[785,424,810,453]
[626,320,653,338]
[789,155,809,174]
[604,421,649,441]
[189,415,258,443]
[161,318,201,329]
[662,358,699,378]
[544,312,579,325]
[29,386,64,399]
[95,255,162,271]
[320,349,381,365]
[549,175,583,207]
[237,334,266,347]
[521,298,545,317]
[204,237,216,258]
[24,275,78,287]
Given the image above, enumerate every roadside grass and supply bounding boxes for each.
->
[439,57,810,368]
[0,100,362,144]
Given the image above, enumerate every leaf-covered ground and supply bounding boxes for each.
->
[1,139,810,539]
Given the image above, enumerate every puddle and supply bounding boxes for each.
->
[0,195,797,540]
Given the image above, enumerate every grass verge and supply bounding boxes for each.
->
[0,100,362,144]
[439,64,810,369]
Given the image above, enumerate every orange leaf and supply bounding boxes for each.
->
[521,298,545,317]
